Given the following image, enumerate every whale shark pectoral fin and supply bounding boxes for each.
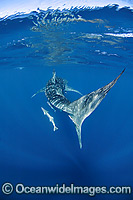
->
[31,87,45,98]
[65,85,82,95]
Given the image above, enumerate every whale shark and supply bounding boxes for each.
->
[32,69,125,148]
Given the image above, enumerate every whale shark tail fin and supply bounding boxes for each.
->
[67,69,125,148]
[114,68,125,81]
[68,115,82,148]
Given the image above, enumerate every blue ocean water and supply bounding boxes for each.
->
[0,5,133,200]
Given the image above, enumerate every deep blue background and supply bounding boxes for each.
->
[0,6,133,200]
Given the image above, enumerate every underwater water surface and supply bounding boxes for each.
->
[0,4,133,200]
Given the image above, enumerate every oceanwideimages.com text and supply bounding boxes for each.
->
[1,183,132,196]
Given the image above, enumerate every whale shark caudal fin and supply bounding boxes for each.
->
[68,69,125,149]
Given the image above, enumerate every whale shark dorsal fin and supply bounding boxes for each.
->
[52,70,56,84]
[65,85,82,95]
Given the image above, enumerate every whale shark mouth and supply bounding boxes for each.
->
[32,69,125,148]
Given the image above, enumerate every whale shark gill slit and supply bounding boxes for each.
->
[33,69,125,148]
